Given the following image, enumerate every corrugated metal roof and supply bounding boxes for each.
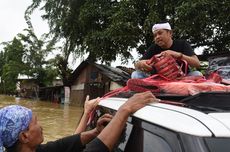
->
[69,60,132,86]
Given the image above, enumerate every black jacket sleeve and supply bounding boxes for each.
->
[36,134,85,152]
[83,138,109,152]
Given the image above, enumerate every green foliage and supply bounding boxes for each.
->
[25,0,85,85]
[18,29,59,87]
[174,0,230,54]
[0,0,225,90]
[79,0,142,62]
[48,55,72,85]
[27,0,230,65]
[0,52,5,76]
[0,30,59,94]
[0,38,25,93]
[17,29,47,75]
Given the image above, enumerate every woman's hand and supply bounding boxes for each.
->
[84,95,100,115]
[74,96,101,134]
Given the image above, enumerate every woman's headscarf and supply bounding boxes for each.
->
[0,105,32,151]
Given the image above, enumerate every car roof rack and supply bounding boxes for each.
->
[114,91,230,113]
[114,91,188,100]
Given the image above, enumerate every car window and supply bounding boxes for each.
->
[113,121,133,152]
[180,133,209,152]
[111,120,174,152]
[205,138,230,152]
[141,120,183,152]
[142,130,173,152]
[115,119,178,152]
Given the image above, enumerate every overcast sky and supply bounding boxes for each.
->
[0,0,49,43]
[0,0,137,68]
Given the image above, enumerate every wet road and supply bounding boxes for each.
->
[0,95,83,143]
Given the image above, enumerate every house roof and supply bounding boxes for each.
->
[17,74,35,80]
[69,60,131,86]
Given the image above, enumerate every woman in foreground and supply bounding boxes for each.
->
[0,91,157,152]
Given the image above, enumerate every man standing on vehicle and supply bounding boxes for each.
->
[132,22,202,78]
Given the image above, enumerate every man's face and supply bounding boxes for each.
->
[153,29,172,48]
[26,115,44,147]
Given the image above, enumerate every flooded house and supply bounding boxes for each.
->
[16,74,39,98]
[38,78,64,103]
[69,60,132,105]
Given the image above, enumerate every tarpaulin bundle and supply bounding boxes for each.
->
[102,72,230,99]
[101,54,188,98]
[87,68,230,125]
[102,53,230,99]
[127,74,230,96]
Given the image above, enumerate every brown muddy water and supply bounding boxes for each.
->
[0,95,83,143]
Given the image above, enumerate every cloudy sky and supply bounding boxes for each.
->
[0,0,49,43]
[0,0,137,68]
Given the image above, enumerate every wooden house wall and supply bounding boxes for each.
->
[70,64,120,105]
[70,90,85,106]
[70,65,88,105]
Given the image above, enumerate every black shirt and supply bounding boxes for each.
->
[36,134,109,152]
[141,40,195,73]
[141,40,194,60]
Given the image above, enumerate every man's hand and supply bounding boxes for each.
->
[160,50,200,68]
[96,91,159,151]
[79,113,112,145]
[95,114,113,134]
[160,50,182,59]
[120,91,160,115]
[135,60,153,72]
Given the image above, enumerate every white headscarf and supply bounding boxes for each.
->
[152,22,171,33]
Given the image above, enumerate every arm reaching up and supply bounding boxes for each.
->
[83,91,159,152]
[74,95,100,134]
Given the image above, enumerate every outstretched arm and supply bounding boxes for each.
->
[74,95,100,134]
[96,91,157,151]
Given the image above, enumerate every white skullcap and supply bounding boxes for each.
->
[152,22,171,33]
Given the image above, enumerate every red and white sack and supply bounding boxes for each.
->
[146,54,186,80]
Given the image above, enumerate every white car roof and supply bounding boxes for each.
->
[99,97,230,137]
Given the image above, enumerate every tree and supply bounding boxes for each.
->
[174,0,230,55]
[25,0,85,85]
[0,51,5,76]
[0,29,59,94]
[17,29,51,86]
[26,0,230,68]
[0,38,25,93]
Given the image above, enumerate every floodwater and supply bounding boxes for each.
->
[0,95,83,143]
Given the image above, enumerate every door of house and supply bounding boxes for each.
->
[87,82,105,99]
